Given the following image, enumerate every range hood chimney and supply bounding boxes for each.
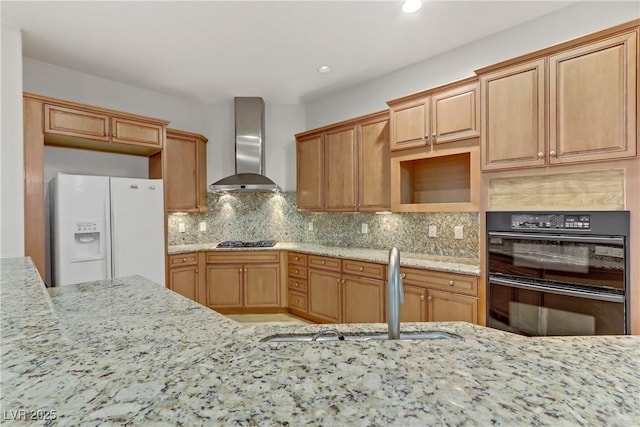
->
[209,97,279,192]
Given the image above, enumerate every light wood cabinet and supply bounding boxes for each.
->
[325,124,358,211]
[160,128,208,213]
[359,114,391,211]
[400,267,479,324]
[479,59,546,170]
[296,133,324,211]
[342,276,384,323]
[168,253,201,303]
[295,111,390,212]
[287,252,309,316]
[549,31,637,164]
[308,268,342,323]
[44,102,165,155]
[478,27,638,171]
[205,251,281,311]
[400,284,427,322]
[388,77,479,151]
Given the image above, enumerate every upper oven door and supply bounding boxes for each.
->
[488,232,626,291]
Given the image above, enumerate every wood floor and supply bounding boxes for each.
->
[225,313,312,325]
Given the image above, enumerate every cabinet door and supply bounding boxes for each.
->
[244,264,280,307]
[432,81,479,144]
[480,59,546,171]
[169,265,199,302]
[549,31,637,164]
[342,276,384,323]
[325,125,358,211]
[44,104,110,141]
[359,115,390,211]
[308,269,342,323]
[390,99,429,151]
[206,265,243,308]
[165,133,198,212]
[111,116,163,148]
[400,284,427,322]
[296,134,324,211]
[427,290,478,324]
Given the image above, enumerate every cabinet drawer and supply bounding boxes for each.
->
[169,253,198,267]
[288,266,308,280]
[288,252,308,266]
[288,278,308,292]
[342,260,385,280]
[288,291,308,312]
[308,255,341,271]
[207,251,280,264]
[400,267,478,296]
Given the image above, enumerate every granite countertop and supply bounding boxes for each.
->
[169,242,480,276]
[2,257,639,425]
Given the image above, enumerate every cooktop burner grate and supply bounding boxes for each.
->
[216,240,277,248]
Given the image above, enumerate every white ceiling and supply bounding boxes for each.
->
[2,1,578,105]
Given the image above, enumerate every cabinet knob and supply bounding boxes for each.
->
[420,294,425,301]
[427,296,432,301]
[321,261,326,265]
[359,266,364,272]
[537,152,544,158]
[336,278,340,283]
[112,133,116,137]
[424,134,430,140]
[238,268,243,273]
[295,282,299,287]
[294,256,298,261]
[432,132,436,140]
[195,269,198,274]
[401,273,406,279]
[294,269,299,274]
[448,280,454,286]
[550,150,557,157]
[244,268,248,272]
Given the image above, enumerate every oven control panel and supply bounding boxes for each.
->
[511,214,591,230]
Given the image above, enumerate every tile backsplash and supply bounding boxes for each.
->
[168,192,479,259]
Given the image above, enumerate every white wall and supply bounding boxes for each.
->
[304,1,640,128]
[1,24,25,259]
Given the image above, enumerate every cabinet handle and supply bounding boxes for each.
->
[537,152,544,158]
[448,280,454,286]
[427,296,432,301]
[550,150,557,157]
[359,266,364,272]
[420,294,425,301]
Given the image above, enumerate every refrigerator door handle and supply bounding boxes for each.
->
[105,184,113,280]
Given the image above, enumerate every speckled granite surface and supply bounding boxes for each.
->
[2,258,639,426]
[168,191,480,259]
[169,242,480,276]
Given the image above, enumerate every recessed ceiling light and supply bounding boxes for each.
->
[317,65,332,74]
[402,0,422,14]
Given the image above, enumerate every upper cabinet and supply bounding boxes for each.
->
[160,129,208,213]
[43,100,167,156]
[387,77,480,151]
[296,111,390,212]
[478,24,638,171]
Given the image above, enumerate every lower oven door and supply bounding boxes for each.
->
[488,277,626,336]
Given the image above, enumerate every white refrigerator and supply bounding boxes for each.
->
[50,173,165,287]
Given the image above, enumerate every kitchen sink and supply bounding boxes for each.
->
[260,330,462,343]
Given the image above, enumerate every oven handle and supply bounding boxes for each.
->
[488,277,625,303]
[488,232,624,246]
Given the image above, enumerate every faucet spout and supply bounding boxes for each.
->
[387,247,404,339]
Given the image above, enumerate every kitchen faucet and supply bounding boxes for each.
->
[387,247,405,339]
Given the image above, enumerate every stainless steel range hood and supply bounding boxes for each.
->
[209,97,280,192]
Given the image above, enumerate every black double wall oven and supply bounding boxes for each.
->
[487,211,630,336]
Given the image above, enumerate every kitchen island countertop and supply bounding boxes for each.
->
[1,257,638,426]
[169,242,480,276]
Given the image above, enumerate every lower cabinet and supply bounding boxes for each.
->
[399,267,479,324]
[342,276,385,323]
[205,251,282,312]
[308,268,342,323]
[168,252,204,304]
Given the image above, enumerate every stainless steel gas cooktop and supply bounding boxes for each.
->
[216,240,277,248]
